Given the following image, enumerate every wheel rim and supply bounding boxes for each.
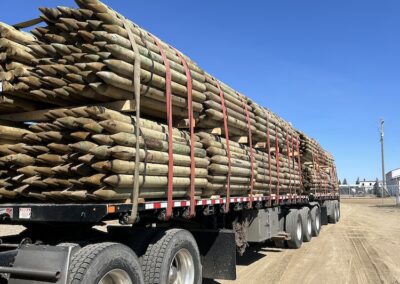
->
[168,248,195,284]
[296,218,302,241]
[316,212,320,231]
[336,206,340,220]
[307,216,312,235]
[99,269,132,284]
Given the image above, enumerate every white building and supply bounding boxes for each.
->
[339,184,359,195]
[386,168,400,196]
[340,179,383,195]
[356,180,382,194]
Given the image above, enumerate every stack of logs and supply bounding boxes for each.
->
[0,23,41,112]
[199,132,301,197]
[298,132,338,193]
[0,105,306,202]
[0,106,210,201]
[0,0,337,202]
[1,2,207,120]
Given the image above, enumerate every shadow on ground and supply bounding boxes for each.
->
[236,243,283,266]
[203,243,284,283]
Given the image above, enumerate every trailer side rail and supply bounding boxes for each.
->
[0,193,338,224]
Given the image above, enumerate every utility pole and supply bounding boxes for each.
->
[380,119,386,205]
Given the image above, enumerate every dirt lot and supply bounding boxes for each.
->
[214,198,400,284]
[1,198,400,283]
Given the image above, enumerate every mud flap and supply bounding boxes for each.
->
[4,245,76,284]
[190,229,236,280]
[321,205,329,225]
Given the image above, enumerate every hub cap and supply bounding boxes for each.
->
[168,248,195,284]
[316,212,320,230]
[307,216,312,235]
[296,219,302,241]
[99,269,132,284]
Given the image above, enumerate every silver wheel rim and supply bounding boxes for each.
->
[337,206,340,219]
[296,218,302,241]
[307,216,312,235]
[168,248,195,284]
[99,269,132,284]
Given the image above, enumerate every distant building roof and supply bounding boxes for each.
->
[386,168,400,179]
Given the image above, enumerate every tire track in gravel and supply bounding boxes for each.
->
[345,218,399,284]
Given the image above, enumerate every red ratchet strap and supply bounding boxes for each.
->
[266,117,272,201]
[214,79,231,213]
[333,165,338,187]
[321,155,326,193]
[290,133,294,194]
[149,34,174,220]
[295,135,303,194]
[290,133,296,194]
[275,126,280,204]
[324,155,328,194]
[316,153,322,193]
[315,153,320,192]
[285,129,292,196]
[317,153,325,194]
[327,157,332,193]
[239,95,254,208]
[312,153,318,194]
[174,50,196,218]
[322,154,327,194]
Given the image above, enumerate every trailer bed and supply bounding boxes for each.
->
[0,193,338,224]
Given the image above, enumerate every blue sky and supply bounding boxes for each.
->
[1,1,399,183]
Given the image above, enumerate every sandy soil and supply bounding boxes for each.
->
[213,198,400,284]
[1,198,399,283]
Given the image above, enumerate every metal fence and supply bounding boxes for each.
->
[339,185,399,197]
[386,185,399,197]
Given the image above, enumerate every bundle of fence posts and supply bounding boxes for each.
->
[0,0,337,203]
[298,132,338,193]
[0,106,210,201]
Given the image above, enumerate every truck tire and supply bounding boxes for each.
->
[141,228,202,284]
[300,207,312,242]
[310,206,321,237]
[69,242,144,284]
[285,209,303,249]
[335,201,341,222]
[328,201,338,224]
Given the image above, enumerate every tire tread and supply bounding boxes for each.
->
[286,209,303,249]
[69,242,118,283]
[141,228,201,284]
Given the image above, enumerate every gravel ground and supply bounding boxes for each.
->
[1,198,399,283]
[214,198,400,284]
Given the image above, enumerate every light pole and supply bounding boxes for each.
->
[380,119,386,205]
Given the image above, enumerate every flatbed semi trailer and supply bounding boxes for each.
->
[0,192,340,283]
[0,1,340,283]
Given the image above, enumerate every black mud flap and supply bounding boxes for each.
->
[3,245,76,284]
[190,229,236,281]
[321,205,328,225]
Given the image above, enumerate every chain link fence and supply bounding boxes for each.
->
[339,184,399,197]
[386,184,399,197]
